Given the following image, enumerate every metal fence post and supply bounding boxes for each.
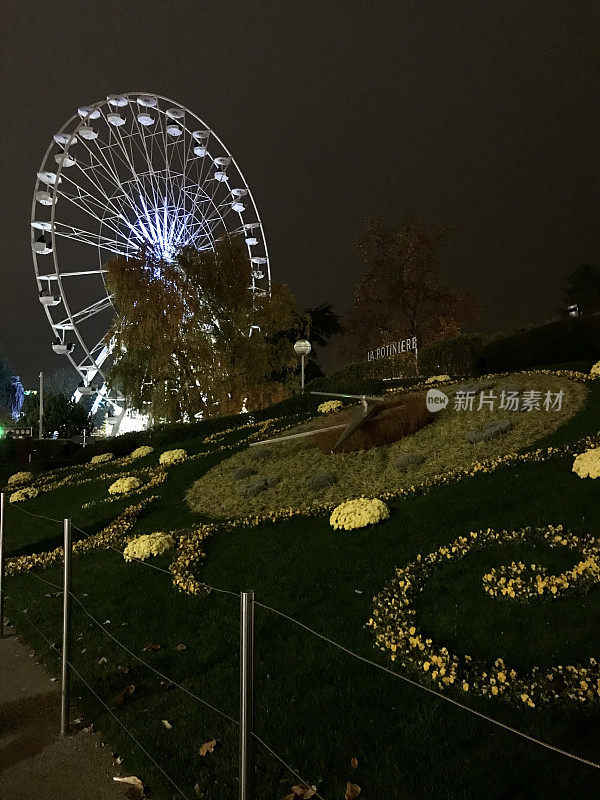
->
[0,493,5,638]
[239,590,255,800]
[60,518,72,736]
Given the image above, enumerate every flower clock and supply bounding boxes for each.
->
[368,524,600,707]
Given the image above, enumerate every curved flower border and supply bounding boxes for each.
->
[368,524,600,706]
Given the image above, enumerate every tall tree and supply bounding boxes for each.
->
[106,238,298,419]
[339,218,479,357]
[562,264,600,315]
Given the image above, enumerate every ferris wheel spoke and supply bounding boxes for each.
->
[53,296,114,329]
[53,224,130,256]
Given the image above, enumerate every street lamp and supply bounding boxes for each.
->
[293,339,311,390]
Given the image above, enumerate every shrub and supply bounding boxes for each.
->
[123,532,174,561]
[394,453,426,470]
[315,393,433,453]
[465,419,512,444]
[307,472,337,491]
[425,375,451,384]
[7,471,33,486]
[234,466,258,480]
[130,445,154,460]
[159,448,187,466]
[318,400,343,414]
[90,452,114,465]
[479,315,600,373]
[109,476,142,495]
[419,334,485,377]
[591,360,600,377]
[572,448,600,479]
[237,475,279,497]
[251,446,272,462]
[330,498,390,530]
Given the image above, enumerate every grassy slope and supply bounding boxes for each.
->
[4,379,600,800]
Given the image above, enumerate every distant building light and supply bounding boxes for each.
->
[568,304,580,318]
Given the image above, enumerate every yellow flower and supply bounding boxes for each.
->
[159,448,188,466]
[329,498,390,531]
[318,400,343,414]
[124,532,174,562]
[90,452,114,464]
[109,476,142,495]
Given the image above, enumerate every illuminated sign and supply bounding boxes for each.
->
[367,337,418,361]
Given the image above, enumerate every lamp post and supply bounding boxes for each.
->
[38,371,44,440]
[293,339,311,390]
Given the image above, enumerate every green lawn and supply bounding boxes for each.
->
[4,375,600,799]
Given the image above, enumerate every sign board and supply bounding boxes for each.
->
[4,427,33,439]
[367,336,418,361]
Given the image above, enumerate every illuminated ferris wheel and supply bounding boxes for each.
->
[31,92,271,430]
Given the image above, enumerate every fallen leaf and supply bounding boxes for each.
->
[117,665,130,674]
[345,783,361,800]
[176,643,187,651]
[194,784,201,797]
[98,656,108,665]
[160,680,175,690]
[350,757,358,770]
[162,719,173,730]
[113,776,144,800]
[284,785,316,800]
[82,723,94,734]
[113,684,135,707]
[142,643,161,652]
[198,739,217,756]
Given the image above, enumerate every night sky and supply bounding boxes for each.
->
[1,1,599,384]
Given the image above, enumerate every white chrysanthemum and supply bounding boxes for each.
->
[590,361,600,378]
[109,476,142,495]
[130,445,154,460]
[10,486,39,503]
[159,448,188,466]
[123,532,175,562]
[425,375,451,384]
[318,400,343,414]
[7,471,34,486]
[330,497,390,530]
[90,452,114,465]
[573,448,600,479]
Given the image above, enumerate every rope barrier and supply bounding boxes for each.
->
[251,730,327,799]
[69,589,239,725]
[255,600,600,772]
[3,593,191,800]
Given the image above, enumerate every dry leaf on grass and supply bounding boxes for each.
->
[198,739,217,756]
[142,643,161,652]
[113,684,135,707]
[350,757,358,770]
[113,775,144,800]
[345,783,361,799]
[284,785,317,799]
[160,679,175,690]
[176,643,187,651]
[98,657,108,665]
[117,665,130,674]
[162,719,173,730]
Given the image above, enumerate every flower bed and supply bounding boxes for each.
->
[109,476,142,495]
[6,499,154,576]
[368,524,600,706]
[129,445,155,460]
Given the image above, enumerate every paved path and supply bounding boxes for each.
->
[0,623,125,800]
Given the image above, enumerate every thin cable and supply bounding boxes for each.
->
[67,659,191,800]
[255,601,600,772]
[70,523,239,597]
[252,731,327,799]
[69,589,239,725]
[9,503,63,524]
[3,596,60,658]
[4,595,191,800]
